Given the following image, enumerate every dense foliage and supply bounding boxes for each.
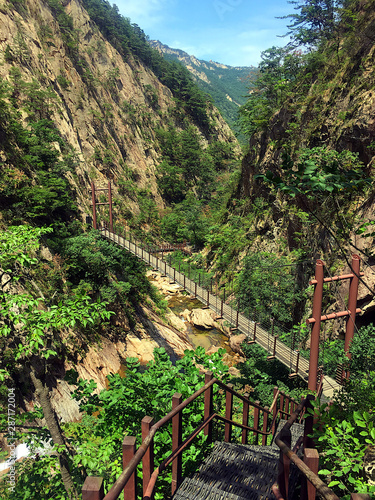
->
[308,325,375,497]
[0,347,230,500]
[0,76,79,231]
[158,46,255,132]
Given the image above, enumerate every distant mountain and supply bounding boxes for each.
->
[149,40,257,131]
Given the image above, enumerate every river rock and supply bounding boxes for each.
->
[189,308,218,330]
[146,270,181,295]
[229,334,247,355]
[165,312,187,332]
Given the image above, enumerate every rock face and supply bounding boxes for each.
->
[0,0,238,220]
[48,303,193,422]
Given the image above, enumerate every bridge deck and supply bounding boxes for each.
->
[101,229,340,398]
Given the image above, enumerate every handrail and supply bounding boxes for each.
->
[274,398,340,500]
[103,376,218,500]
[102,375,274,500]
[142,413,217,499]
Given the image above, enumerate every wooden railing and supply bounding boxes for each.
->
[273,396,370,500]
[81,375,300,500]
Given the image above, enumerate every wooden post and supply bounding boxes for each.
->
[172,393,183,495]
[142,416,154,497]
[204,372,213,443]
[253,401,260,445]
[285,395,290,417]
[278,427,291,499]
[303,448,319,500]
[225,384,233,443]
[272,387,278,434]
[123,436,137,500]
[82,477,104,500]
[262,407,269,446]
[280,393,285,419]
[242,393,250,444]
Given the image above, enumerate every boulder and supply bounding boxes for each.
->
[229,334,247,355]
[189,308,217,330]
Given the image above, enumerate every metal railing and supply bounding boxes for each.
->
[99,225,313,381]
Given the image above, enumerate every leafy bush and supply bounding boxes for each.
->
[61,230,163,311]
[310,402,375,497]
[1,348,230,499]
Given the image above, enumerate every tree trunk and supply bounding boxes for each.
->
[30,366,78,500]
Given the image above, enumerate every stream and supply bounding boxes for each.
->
[166,294,233,354]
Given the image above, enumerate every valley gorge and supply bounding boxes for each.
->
[0,0,375,498]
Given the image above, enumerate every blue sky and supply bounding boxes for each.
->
[114,0,294,67]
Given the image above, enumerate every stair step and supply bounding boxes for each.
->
[271,419,305,450]
[174,442,278,500]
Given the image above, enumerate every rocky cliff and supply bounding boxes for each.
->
[0,0,237,224]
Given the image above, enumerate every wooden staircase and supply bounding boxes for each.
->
[81,378,368,500]
[173,421,304,500]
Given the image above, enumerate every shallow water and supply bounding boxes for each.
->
[167,294,232,354]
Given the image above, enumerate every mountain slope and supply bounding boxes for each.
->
[0,0,239,231]
[150,40,256,130]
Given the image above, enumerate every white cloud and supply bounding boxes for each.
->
[115,0,174,30]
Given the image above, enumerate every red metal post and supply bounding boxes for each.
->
[172,393,183,495]
[225,384,233,443]
[308,260,324,392]
[82,477,104,500]
[123,436,137,500]
[204,372,213,442]
[108,181,113,233]
[242,393,250,444]
[141,416,154,497]
[345,255,360,361]
[91,182,97,230]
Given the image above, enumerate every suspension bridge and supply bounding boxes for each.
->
[99,225,342,398]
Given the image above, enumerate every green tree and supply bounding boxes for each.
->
[281,0,340,48]
[0,225,113,499]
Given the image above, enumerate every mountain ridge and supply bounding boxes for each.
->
[149,39,257,129]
